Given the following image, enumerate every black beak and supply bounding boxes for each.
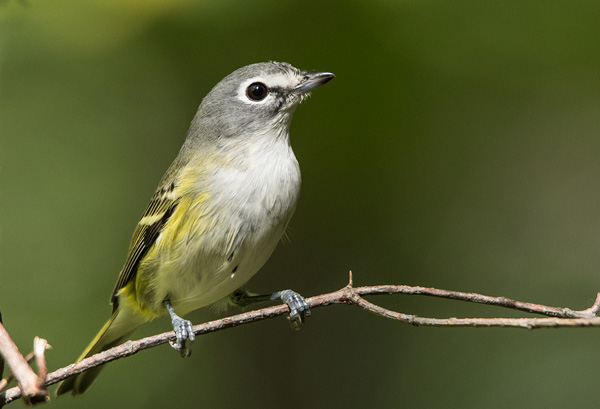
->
[294,71,335,94]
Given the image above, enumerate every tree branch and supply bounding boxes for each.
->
[0,322,49,405]
[2,272,600,406]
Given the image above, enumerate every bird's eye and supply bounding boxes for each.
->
[246,82,268,101]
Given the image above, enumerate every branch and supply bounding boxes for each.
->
[2,272,600,405]
[0,321,49,405]
[0,346,36,392]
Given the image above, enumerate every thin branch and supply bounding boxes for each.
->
[352,284,600,318]
[0,348,37,392]
[2,273,600,406]
[32,338,49,389]
[354,296,600,328]
[0,322,48,405]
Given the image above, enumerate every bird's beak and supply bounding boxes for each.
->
[294,71,335,94]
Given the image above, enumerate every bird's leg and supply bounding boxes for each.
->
[231,289,311,330]
[164,299,194,357]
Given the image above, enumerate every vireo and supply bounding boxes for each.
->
[56,62,334,396]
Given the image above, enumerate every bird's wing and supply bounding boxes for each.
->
[110,178,180,309]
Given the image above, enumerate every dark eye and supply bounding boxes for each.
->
[246,82,268,101]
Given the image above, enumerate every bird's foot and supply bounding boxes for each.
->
[274,289,311,330]
[164,299,195,357]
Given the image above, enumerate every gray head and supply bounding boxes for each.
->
[187,62,334,143]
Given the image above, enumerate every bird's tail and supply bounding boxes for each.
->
[56,307,146,396]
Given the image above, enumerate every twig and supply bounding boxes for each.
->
[0,312,4,387]
[0,322,48,405]
[1,273,600,406]
[32,338,49,389]
[351,284,600,318]
[354,296,600,328]
[0,349,38,392]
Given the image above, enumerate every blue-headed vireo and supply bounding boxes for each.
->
[56,62,334,396]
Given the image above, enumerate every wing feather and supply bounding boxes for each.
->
[110,180,180,309]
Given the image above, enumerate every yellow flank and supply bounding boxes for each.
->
[156,161,215,252]
[117,282,161,320]
[160,193,210,247]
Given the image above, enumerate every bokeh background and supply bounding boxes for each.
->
[2,0,600,407]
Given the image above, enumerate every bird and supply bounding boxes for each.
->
[56,61,334,396]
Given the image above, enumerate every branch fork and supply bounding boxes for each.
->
[0,322,50,406]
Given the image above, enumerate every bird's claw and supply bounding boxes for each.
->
[277,289,311,330]
[169,316,195,357]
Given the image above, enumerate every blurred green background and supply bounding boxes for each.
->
[2,0,600,407]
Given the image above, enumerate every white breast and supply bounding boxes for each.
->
[167,131,301,315]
